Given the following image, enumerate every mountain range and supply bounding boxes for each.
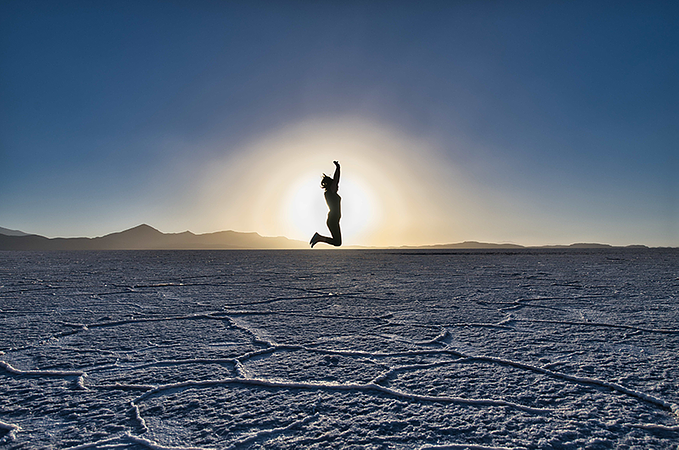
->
[0,224,653,250]
[0,227,30,237]
[0,224,307,250]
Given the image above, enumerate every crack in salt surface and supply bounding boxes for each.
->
[132,377,552,414]
[508,318,679,334]
[125,432,213,450]
[224,412,321,450]
[420,444,527,450]
[0,359,84,377]
[451,353,679,419]
[0,419,21,443]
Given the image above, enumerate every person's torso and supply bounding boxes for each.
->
[325,191,341,217]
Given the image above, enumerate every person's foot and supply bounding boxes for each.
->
[310,233,320,248]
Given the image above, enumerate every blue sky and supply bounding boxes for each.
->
[1,1,677,246]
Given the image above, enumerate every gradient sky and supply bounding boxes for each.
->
[1,1,677,247]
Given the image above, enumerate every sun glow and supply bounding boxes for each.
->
[197,118,459,247]
[285,173,380,245]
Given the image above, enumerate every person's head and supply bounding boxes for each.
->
[321,174,333,191]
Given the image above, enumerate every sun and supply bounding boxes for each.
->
[284,172,380,245]
[199,118,450,247]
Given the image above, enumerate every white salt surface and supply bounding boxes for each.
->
[1,249,678,449]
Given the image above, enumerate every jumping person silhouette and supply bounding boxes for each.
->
[310,160,342,248]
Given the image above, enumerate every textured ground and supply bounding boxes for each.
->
[1,249,678,449]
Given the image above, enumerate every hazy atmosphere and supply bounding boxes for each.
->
[1,1,677,247]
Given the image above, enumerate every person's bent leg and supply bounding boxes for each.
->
[311,233,334,247]
[327,221,342,247]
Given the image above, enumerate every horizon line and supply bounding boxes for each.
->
[1,223,675,250]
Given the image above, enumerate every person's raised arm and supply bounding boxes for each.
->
[333,160,340,187]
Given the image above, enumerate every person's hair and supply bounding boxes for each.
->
[321,174,333,190]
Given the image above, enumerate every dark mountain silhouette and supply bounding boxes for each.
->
[0,225,654,250]
[0,227,29,237]
[403,241,649,250]
[0,224,308,250]
[416,241,525,249]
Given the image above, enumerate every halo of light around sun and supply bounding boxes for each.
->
[197,118,472,247]
[284,173,380,245]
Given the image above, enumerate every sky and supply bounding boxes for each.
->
[1,1,677,247]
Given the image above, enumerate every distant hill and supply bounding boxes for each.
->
[401,241,649,250]
[0,227,30,237]
[410,241,525,249]
[0,224,308,250]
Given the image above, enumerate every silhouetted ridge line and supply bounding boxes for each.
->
[0,226,30,237]
[399,241,652,250]
[0,224,307,250]
[0,225,663,250]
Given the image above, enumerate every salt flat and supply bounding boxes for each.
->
[1,249,678,449]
